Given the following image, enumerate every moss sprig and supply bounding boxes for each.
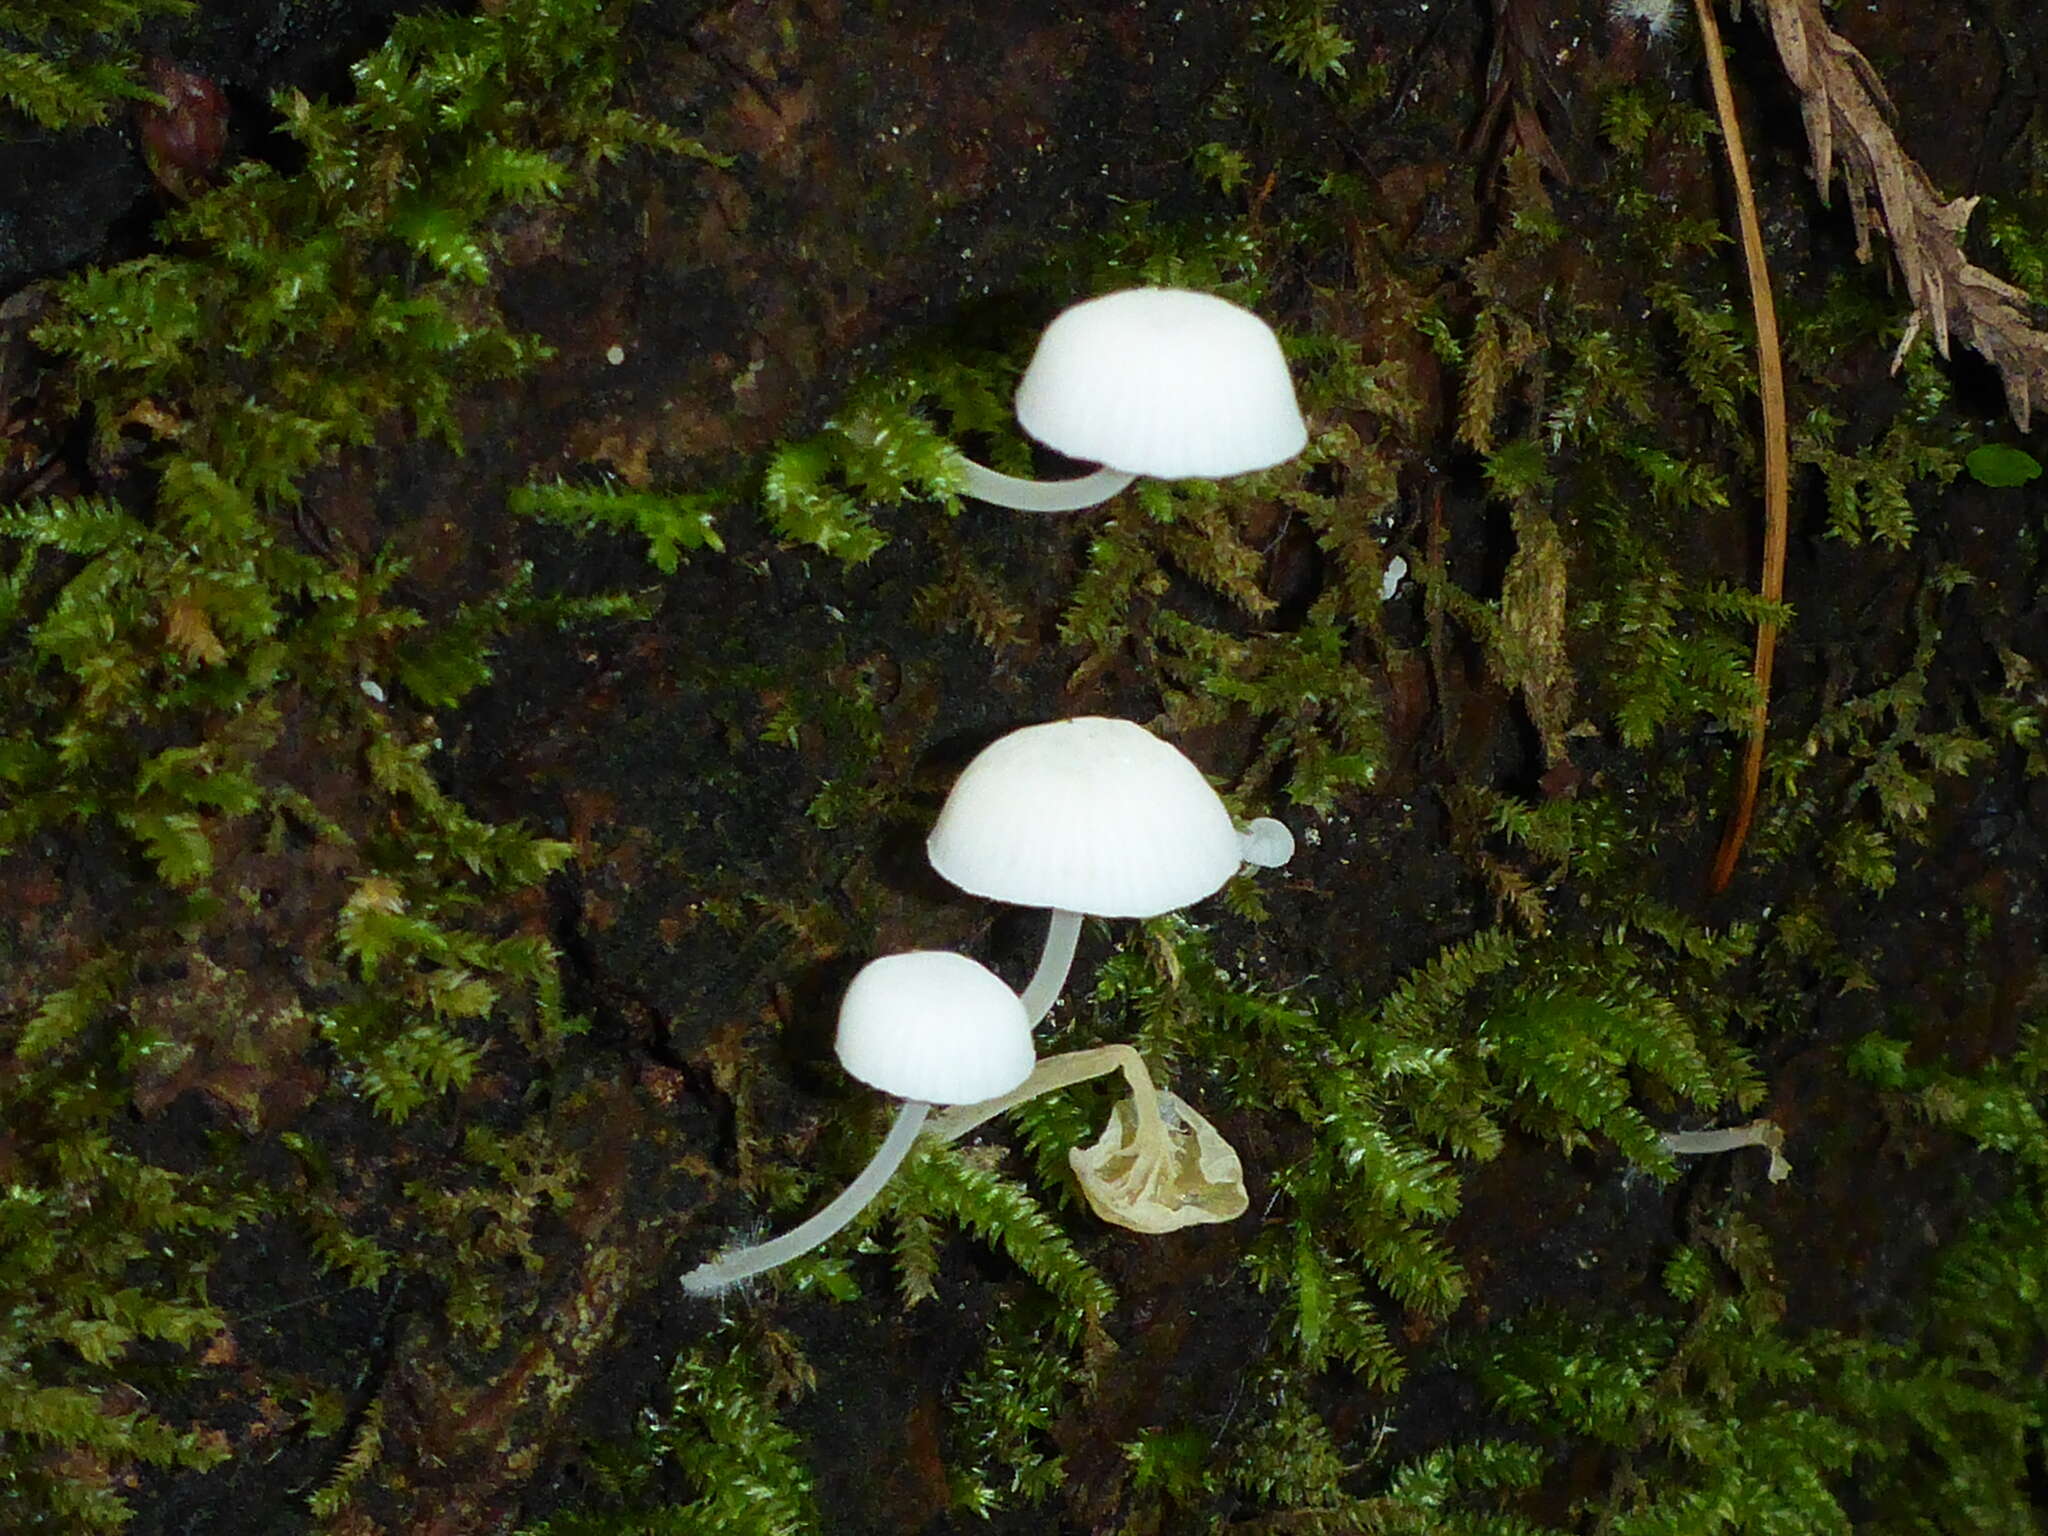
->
[0,0,188,131]
[517,1325,817,1536]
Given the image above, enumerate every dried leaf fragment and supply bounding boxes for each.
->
[164,597,228,665]
[1754,0,2048,428]
[1497,502,1574,767]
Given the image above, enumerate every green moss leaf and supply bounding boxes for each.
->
[1964,443,2043,488]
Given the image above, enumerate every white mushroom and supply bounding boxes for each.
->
[927,716,1293,1024]
[1658,1118,1792,1183]
[680,952,1033,1295]
[951,288,1308,513]
[1070,1085,1248,1233]
[834,950,1035,1105]
[928,1043,1248,1233]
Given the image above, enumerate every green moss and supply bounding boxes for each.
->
[517,1324,817,1536]
[1257,3,1356,89]
[399,36,2048,1536]
[0,0,714,1523]
[1476,1220,1871,1536]
[883,1141,1115,1327]
[11,1,2048,1530]
[946,1296,1095,1516]
[0,0,189,132]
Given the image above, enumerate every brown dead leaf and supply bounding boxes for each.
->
[728,80,817,172]
[344,875,406,918]
[1754,0,2048,427]
[199,1329,240,1368]
[164,597,229,666]
[1497,502,1575,768]
[116,398,188,440]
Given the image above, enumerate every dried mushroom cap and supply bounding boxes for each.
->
[1069,1088,1249,1234]
[927,716,1244,920]
[1015,288,1308,479]
[835,951,1034,1106]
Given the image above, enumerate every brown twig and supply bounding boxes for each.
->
[1754,0,2048,429]
[1695,0,1790,894]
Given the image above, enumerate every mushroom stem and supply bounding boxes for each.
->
[927,1043,1158,1145]
[1019,908,1084,1026]
[1658,1118,1791,1184]
[951,453,1138,513]
[680,1100,932,1295]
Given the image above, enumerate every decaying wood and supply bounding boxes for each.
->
[1754,0,2048,428]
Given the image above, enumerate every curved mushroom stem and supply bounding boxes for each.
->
[680,1100,931,1296]
[1658,1118,1791,1183]
[1019,908,1083,1026]
[927,1043,1158,1145]
[952,454,1138,513]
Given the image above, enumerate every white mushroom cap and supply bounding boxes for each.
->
[1014,288,1308,480]
[927,717,1244,919]
[835,951,1034,1105]
[1238,816,1295,870]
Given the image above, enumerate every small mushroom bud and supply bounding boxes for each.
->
[138,60,230,200]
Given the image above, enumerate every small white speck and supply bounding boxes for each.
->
[359,677,386,703]
[1380,554,1409,600]
[605,344,626,365]
[1610,0,1683,39]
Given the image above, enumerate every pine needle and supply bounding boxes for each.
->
[1693,0,1790,894]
